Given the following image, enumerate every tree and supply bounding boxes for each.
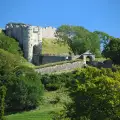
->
[94,31,114,50]
[56,25,100,56]
[0,49,43,113]
[0,86,6,120]
[64,67,120,120]
[102,38,120,64]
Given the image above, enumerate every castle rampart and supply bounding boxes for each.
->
[5,22,57,63]
[5,23,42,62]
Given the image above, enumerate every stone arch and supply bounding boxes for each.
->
[83,55,95,65]
[80,51,95,65]
[86,55,93,62]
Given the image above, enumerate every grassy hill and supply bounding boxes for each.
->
[6,91,64,120]
[42,38,70,55]
[0,32,71,120]
[0,31,34,67]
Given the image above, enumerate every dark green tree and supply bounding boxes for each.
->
[64,67,120,120]
[56,25,100,56]
[0,86,6,120]
[0,49,43,112]
[94,31,114,49]
[102,38,120,64]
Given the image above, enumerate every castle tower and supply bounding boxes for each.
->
[5,23,42,62]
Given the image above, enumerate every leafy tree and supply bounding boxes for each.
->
[0,86,6,120]
[4,66,43,112]
[0,49,43,113]
[102,38,120,64]
[94,31,114,49]
[56,25,100,56]
[56,67,120,120]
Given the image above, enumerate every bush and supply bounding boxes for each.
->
[41,72,73,91]
[0,86,6,120]
[63,67,120,120]
[0,32,23,55]
[46,83,59,91]
[6,66,43,112]
[0,49,43,113]
[0,49,24,75]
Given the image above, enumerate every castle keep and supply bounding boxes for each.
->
[5,23,56,62]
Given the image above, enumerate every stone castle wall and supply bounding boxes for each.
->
[5,22,57,63]
[35,61,84,74]
[33,55,72,65]
[5,23,42,62]
[42,26,56,39]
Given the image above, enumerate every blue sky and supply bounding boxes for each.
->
[0,0,120,37]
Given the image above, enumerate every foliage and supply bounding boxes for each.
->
[6,90,64,120]
[0,49,43,113]
[0,49,27,75]
[62,67,120,120]
[0,32,23,55]
[5,66,43,112]
[102,38,120,64]
[55,25,100,56]
[0,86,7,120]
[94,31,113,48]
[41,72,73,91]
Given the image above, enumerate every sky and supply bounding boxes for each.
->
[0,0,120,37]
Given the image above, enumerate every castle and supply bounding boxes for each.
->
[5,23,56,62]
[5,23,97,66]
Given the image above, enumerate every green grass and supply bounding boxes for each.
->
[6,91,66,120]
[42,38,70,55]
[6,106,61,120]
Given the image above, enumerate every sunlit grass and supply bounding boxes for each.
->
[42,38,70,55]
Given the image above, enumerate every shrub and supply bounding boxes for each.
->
[0,49,43,113]
[0,86,7,120]
[41,72,73,91]
[64,67,120,120]
[6,68,43,112]
[0,32,23,55]
[46,83,59,91]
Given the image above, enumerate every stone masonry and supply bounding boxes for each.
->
[5,23,43,62]
[42,26,56,39]
[35,61,84,74]
[5,22,56,63]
